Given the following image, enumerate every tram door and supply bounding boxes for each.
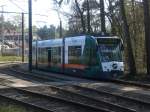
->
[48,49,51,67]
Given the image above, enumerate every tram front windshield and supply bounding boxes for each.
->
[97,38,123,62]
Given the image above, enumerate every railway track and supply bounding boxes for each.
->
[0,84,136,112]
[0,67,135,112]
[11,65,88,82]
[109,79,150,89]
[0,67,131,112]
[61,84,150,112]
[14,67,150,112]
[1,66,150,111]
[24,85,135,112]
[12,65,150,90]
[0,84,113,112]
[10,65,150,90]
[0,67,69,83]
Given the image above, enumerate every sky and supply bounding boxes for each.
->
[0,0,70,28]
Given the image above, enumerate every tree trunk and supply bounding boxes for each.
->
[143,0,150,74]
[87,0,91,34]
[119,0,136,74]
[100,0,106,34]
[107,0,116,35]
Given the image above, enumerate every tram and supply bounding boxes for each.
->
[32,35,124,79]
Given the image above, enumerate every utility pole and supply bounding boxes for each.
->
[22,13,24,62]
[87,0,91,34]
[57,11,64,72]
[0,5,5,56]
[28,0,32,71]
[61,20,65,72]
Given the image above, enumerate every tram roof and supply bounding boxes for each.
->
[95,36,120,39]
[32,35,121,47]
[34,35,119,42]
[33,35,86,47]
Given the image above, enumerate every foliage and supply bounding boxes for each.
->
[36,25,56,39]
[0,20,15,35]
[9,15,22,32]
[68,0,101,35]
[0,14,22,35]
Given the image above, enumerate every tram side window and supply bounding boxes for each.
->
[51,47,61,64]
[32,46,36,62]
[38,48,47,64]
[68,46,81,64]
[38,48,42,63]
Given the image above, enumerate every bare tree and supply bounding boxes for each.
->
[53,0,63,38]
[75,0,86,33]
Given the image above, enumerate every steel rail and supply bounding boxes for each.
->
[0,84,111,112]
[71,84,150,107]
[0,93,55,112]
[15,88,112,112]
[109,79,150,89]
[11,65,150,90]
[1,68,136,112]
[27,85,136,112]
[9,67,69,82]
[1,66,150,111]
[0,68,58,82]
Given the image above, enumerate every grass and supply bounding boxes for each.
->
[0,105,26,112]
[0,56,27,62]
